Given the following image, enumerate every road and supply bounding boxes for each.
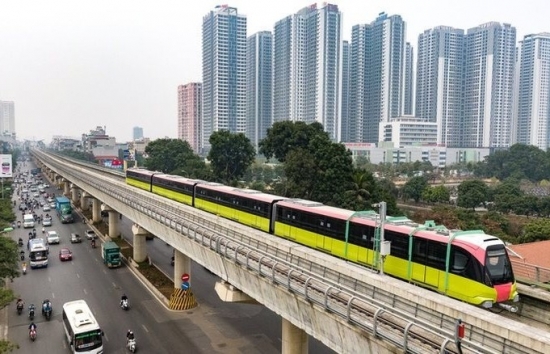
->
[7,166,335,353]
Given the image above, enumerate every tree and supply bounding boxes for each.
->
[457,180,489,210]
[208,130,255,184]
[343,170,373,210]
[476,144,550,181]
[402,176,428,203]
[422,185,450,203]
[145,138,204,178]
[520,219,550,243]
[259,121,328,162]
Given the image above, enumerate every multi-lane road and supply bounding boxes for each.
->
[7,166,335,353]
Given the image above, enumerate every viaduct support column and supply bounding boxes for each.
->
[131,224,148,263]
[80,192,90,211]
[173,249,191,289]
[107,208,120,239]
[71,185,79,203]
[92,198,102,223]
[63,180,70,197]
[282,319,308,354]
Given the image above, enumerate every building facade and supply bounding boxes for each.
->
[515,33,550,150]
[348,13,406,143]
[272,3,342,141]
[404,42,414,115]
[416,26,465,146]
[247,31,272,152]
[201,5,247,152]
[463,22,516,148]
[378,116,438,147]
[132,126,143,141]
[0,101,15,135]
[178,82,202,153]
[340,40,351,142]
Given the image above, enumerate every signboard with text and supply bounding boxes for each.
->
[0,154,12,178]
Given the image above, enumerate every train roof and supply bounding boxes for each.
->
[153,173,205,185]
[127,168,160,176]
[276,199,503,250]
[197,183,287,203]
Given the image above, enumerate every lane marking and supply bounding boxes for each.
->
[142,324,149,333]
[83,288,87,295]
[76,273,80,278]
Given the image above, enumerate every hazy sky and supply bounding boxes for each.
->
[0,0,547,143]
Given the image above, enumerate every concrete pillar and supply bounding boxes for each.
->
[131,224,149,263]
[70,185,79,203]
[108,210,120,238]
[281,319,308,354]
[63,181,70,197]
[173,249,191,289]
[80,192,90,211]
[92,198,102,223]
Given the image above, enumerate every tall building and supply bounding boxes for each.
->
[463,22,516,148]
[403,42,414,115]
[132,126,143,140]
[178,83,202,153]
[516,33,550,150]
[0,101,15,135]
[415,26,465,146]
[247,31,272,151]
[340,40,351,142]
[348,13,406,143]
[201,5,247,152]
[272,3,343,141]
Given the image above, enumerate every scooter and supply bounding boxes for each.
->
[20,252,25,261]
[22,265,27,275]
[29,307,35,320]
[29,328,37,342]
[16,303,23,315]
[18,238,23,247]
[121,299,129,311]
[127,338,136,353]
[91,239,96,249]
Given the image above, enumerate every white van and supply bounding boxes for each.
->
[23,214,35,228]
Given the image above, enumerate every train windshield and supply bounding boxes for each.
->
[485,246,514,285]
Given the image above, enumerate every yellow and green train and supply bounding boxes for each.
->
[126,168,519,311]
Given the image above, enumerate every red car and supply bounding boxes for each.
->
[59,248,73,261]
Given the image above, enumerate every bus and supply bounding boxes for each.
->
[62,300,104,354]
[28,238,48,268]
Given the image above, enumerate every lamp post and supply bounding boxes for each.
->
[372,202,387,275]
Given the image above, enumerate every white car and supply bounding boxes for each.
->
[43,217,52,226]
[43,205,51,212]
[47,231,60,244]
[85,230,96,240]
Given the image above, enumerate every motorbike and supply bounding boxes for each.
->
[16,302,23,315]
[43,307,52,320]
[18,238,23,247]
[20,251,25,261]
[29,307,35,320]
[127,338,136,353]
[121,299,129,311]
[91,239,96,249]
[29,328,37,342]
[22,265,27,275]
[17,221,21,228]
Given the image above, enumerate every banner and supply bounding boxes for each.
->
[0,154,12,178]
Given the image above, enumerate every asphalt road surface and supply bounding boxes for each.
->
[7,166,336,353]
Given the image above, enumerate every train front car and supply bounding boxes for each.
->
[483,241,519,312]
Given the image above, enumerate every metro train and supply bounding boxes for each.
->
[126,168,519,311]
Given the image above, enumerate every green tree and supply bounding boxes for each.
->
[457,179,489,210]
[282,148,317,199]
[422,185,450,203]
[402,176,428,203]
[208,130,255,184]
[520,218,550,243]
[145,139,199,174]
[343,169,374,210]
[259,121,328,162]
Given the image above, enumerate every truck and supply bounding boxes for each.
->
[55,196,74,223]
[101,241,121,268]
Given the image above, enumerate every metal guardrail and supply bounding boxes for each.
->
[33,150,543,354]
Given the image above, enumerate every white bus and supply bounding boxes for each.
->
[62,300,104,354]
[28,238,48,268]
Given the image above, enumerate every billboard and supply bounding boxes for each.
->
[0,154,12,178]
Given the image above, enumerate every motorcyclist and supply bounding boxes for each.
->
[29,304,35,317]
[126,329,135,344]
[16,299,24,310]
[28,322,37,331]
[42,227,45,234]
[22,262,27,274]
[120,294,128,307]
[42,299,52,314]
[91,238,96,248]
[20,250,25,260]
[18,237,23,246]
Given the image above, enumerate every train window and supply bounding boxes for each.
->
[348,223,375,248]
[426,242,447,270]
[451,247,482,282]
[383,230,408,259]
[412,239,427,263]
